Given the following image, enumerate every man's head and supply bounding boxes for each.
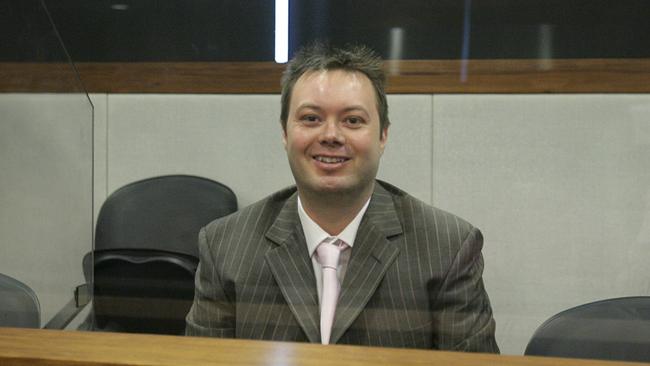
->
[281,43,389,200]
[280,43,390,134]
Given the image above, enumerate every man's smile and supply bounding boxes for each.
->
[312,155,350,164]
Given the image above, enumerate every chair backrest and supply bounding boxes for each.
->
[525,296,650,362]
[86,175,237,334]
[94,175,237,257]
[0,273,40,328]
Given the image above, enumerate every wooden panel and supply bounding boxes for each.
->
[75,62,286,93]
[0,62,285,94]
[1,59,649,94]
[0,327,644,366]
[0,62,87,93]
[388,59,650,93]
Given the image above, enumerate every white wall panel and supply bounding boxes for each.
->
[89,93,108,226]
[432,94,650,354]
[106,94,292,207]
[379,95,433,204]
[0,93,93,325]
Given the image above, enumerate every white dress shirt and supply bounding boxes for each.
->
[297,196,371,305]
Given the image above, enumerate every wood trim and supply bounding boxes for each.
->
[0,327,644,366]
[387,59,650,93]
[1,59,649,94]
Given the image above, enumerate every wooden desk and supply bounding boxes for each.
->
[0,327,644,366]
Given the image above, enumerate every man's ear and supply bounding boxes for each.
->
[282,127,288,150]
[379,127,388,150]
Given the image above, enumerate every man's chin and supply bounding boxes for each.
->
[313,184,350,194]
[300,178,373,197]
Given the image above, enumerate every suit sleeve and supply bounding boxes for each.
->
[185,226,236,338]
[432,227,499,353]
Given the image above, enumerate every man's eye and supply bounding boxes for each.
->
[345,116,363,126]
[301,115,320,123]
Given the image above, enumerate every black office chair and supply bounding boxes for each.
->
[82,175,237,334]
[525,296,650,362]
[0,273,40,328]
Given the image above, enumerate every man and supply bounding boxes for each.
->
[185,43,499,352]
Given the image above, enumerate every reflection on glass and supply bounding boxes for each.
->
[274,0,289,63]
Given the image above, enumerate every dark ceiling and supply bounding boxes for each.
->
[2,0,649,62]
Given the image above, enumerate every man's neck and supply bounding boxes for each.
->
[298,183,374,236]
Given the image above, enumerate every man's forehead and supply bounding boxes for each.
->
[297,69,368,83]
[292,69,375,101]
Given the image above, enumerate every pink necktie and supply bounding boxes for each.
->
[316,238,347,345]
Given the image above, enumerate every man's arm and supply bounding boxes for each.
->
[431,227,499,353]
[185,226,235,338]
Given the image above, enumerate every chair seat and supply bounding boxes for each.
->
[525,296,650,362]
[86,250,198,334]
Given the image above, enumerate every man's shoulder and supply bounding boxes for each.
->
[376,180,475,235]
[203,185,297,234]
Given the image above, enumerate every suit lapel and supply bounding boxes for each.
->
[330,183,402,344]
[264,192,321,343]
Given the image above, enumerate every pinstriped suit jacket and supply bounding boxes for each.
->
[185,180,499,352]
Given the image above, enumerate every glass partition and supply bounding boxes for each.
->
[2,0,649,363]
[0,0,93,329]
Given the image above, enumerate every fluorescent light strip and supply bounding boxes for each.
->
[275,0,289,63]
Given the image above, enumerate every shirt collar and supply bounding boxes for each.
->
[297,196,371,258]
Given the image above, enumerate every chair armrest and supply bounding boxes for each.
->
[43,284,90,329]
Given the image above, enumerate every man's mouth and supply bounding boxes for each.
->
[313,155,349,164]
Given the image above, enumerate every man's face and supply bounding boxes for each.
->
[283,69,388,198]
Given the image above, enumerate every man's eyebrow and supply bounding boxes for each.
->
[296,103,322,111]
[295,104,371,118]
[341,106,370,115]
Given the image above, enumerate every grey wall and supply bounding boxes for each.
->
[0,93,93,325]
[2,92,649,354]
[432,95,650,353]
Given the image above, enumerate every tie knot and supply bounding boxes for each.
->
[316,238,347,268]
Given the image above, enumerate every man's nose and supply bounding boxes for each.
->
[319,119,345,145]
